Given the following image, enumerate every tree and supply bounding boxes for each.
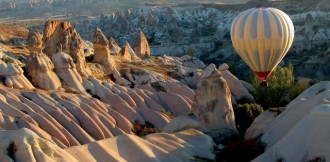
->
[251,65,294,109]
[234,103,263,135]
[186,47,194,57]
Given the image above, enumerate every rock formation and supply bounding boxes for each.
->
[42,20,91,77]
[27,29,43,53]
[254,104,330,162]
[133,31,150,58]
[126,41,140,60]
[119,42,140,61]
[92,28,131,86]
[0,128,78,162]
[0,128,215,162]
[192,64,236,133]
[259,81,330,146]
[26,30,62,90]
[249,81,330,161]
[179,55,206,69]
[109,37,121,55]
[52,44,86,93]
[218,63,254,103]
[93,28,117,73]
[0,60,34,90]
[119,43,132,61]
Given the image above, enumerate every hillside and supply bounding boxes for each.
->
[0,1,329,161]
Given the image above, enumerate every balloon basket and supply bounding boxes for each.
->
[260,80,268,87]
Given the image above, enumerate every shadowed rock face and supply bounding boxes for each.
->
[192,64,236,132]
[0,128,215,162]
[92,28,117,74]
[52,44,86,94]
[93,28,109,62]
[119,44,132,61]
[119,41,140,61]
[134,31,150,58]
[42,20,90,77]
[26,29,61,90]
[109,37,121,55]
[27,30,43,53]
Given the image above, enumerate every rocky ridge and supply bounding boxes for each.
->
[0,19,256,161]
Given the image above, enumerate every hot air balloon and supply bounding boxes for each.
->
[230,7,294,86]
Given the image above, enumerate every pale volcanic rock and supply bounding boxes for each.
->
[253,104,330,162]
[160,82,195,100]
[135,89,166,112]
[52,49,86,94]
[260,81,330,147]
[126,41,140,60]
[82,79,96,94]
[0,128,78,162]
[42,20,91,77]
[118,42,140,61]
[179,55,206,69]
[156,92,192,116]
[93,28,130,86]
[0,87,132,148]
[127,89,148,108]
[26,30,62,90]
[0,49,23,66]
[26,53,62,90]
[87,77,129,106]
[192,64,237,132]
[93,28,110,63]
[157,55,182,66]
[133,31,150,58]
[111,103,145,125]
[136,106,171,130]
[145,129,216,161]
[118,91,138,107]
[182,70,202,89]
[244,110,278,140]
[27,29,43,53]
[0,128,215,162]
[0,60,34,90]
[240,80,254,93]
[112,69,131,86]
[163,115,202,133]
[66,129,215,162]
[118,43,132,61]
[109,37,121,55]
[218,63,254,102]
[133,70,167,85]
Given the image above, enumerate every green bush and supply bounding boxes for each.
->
[2,57,15,64]
[234,103,263,135]
[288,84,310,100]
[251,65,294,109]
[216,135,265,162]
[186,47,194,57]
[132,120,158,137]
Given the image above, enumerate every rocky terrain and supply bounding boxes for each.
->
[2,0,329,80]
[0,14,329,161]
[0,19,249,161]
[0,0,329,161]
[64,0,330,80]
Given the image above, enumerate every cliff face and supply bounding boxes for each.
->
[43,20,91,77]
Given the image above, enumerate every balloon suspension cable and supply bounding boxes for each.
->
[259,80,268,87]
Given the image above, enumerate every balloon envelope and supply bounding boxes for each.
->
[230,7,294,80]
